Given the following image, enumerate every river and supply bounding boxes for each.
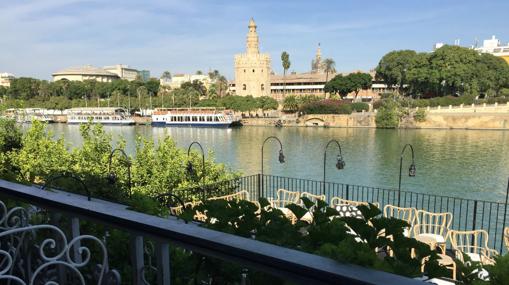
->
[45,124,509,202]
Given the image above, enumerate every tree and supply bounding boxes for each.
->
[348,72,372,101]
[375,50,418,95]
[181,80,207,97]
[282,95,298,112]
[256,96,278,110]
[324,74,355,99]
[161,71,172,80]
[196,70,203,75]
[136,86,148,109]
[281,51,291,98]
[323,58,336,98]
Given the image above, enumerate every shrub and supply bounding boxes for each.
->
[351,102,369,112]
[375,100,401,128]
[300,99,352,115]
[413,109,426,122]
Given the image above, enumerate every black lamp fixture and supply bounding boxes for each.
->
[398,144,416,206]
[107,148,132,198]
[323,139,345,194]
[187,141,206,182]
[261,136,285,197]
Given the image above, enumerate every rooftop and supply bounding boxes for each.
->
[52,65,119,77]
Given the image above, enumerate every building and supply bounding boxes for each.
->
[103,64,140,81]
[234,18,271,98]
[138,70,151,82]
[474,35,509,64]
[0,72,15,87]
[311,44,325,73]
[160,73,211,89]
[52,65,119,82]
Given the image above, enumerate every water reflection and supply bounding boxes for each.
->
[45,124,509,202]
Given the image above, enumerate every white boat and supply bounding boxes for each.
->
[151,107,241,128]
[65,107,135,125]
[3,108,55,123]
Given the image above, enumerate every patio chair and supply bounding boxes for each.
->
[208,190,250,202]
[269,189,300,208]
[383,205,416,237]
[504,227,509,252]
[413,210,452,253]
[448,229,498,265]
[330,197,380,209]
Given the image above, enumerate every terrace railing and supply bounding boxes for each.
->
[176,174,509,254]
[0,178,426,285]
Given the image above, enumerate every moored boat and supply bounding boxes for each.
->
[3,108,55,123]
[65,107,134,125]
[151,107,241,128]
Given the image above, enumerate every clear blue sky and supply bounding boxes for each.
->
[1,0,508,80]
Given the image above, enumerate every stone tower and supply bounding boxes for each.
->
[311,43,324,73]
[234,18,271,97]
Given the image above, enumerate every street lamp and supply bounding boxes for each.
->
[42,173,91,201]
[398,144,416,206]
[323,139,345,194]
[260,136,285,198]
[187,141,206,185]
[107,148,132,198]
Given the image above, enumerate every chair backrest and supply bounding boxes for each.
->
[448,229,490,255]
[300,192,326,205]
[330,197,380,209]
[414,209,452,237]
[208,190,250,202]
[504,227,509,251]
[383,204,416,226]
[169,201,202,216]
[275,189,300,205]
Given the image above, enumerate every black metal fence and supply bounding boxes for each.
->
[177,174,509,254]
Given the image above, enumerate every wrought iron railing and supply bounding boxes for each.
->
[0,178,426,285]
[175,174,509,254]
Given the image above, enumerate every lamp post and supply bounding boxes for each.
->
[107,148,132,198]
[187,141,206,199]
[323,139,345,195]
[260,136,285,198]
[397,144,416,207]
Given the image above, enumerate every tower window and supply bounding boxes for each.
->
[244,69,246,73]
[252,69,255,73]
[261,84,264,91]
[242,84,246,90]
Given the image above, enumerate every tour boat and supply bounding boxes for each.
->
[66,107,135,125]
[151,107,241,128]
[3,108,55,123]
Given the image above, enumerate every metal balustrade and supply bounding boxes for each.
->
[0,179,426,285]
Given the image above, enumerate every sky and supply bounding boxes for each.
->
[1,0,508,81]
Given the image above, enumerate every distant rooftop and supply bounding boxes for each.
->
[52,65,118,77]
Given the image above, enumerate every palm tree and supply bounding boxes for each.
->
[217,75,228,97]
[323,58,336,99]
[281,51,291,99]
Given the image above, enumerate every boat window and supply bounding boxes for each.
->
[214,116,219,122]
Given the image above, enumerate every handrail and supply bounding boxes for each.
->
[0,179,425,285]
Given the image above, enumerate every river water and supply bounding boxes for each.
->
[45,124,509,202]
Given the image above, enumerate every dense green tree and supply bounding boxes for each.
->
[375,50,418,95]
[161,71,172,80]
[323,58,336,98]
[181,80,207,97]
[257,96,278,110]
[324,74,355,99]
[282,95,298,112]
[281,51,291,98]
[8,78,40,100]
[348,72,373,100]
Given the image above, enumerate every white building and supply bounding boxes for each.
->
[0,73,15,87]
[474,36,509,64]
[103,64,140,81]
[52,65,119,82]
[160,74,211,89]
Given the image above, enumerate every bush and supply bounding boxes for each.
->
[351,102,369,112]
[375,100,401,128]
[300,99,352,115]
[413,109,426,122]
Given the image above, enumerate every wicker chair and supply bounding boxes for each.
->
[269,189,300,208]
[413,210,452,253]
[208,190,250,202]
[330,197,380,209]
[448,229,498,265]
[383,205,416,237]
[504,227,509,252]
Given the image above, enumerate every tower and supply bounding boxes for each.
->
[234,18,271,97]
[311,43,324,73]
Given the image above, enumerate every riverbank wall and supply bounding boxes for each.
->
[242,112,509,130]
